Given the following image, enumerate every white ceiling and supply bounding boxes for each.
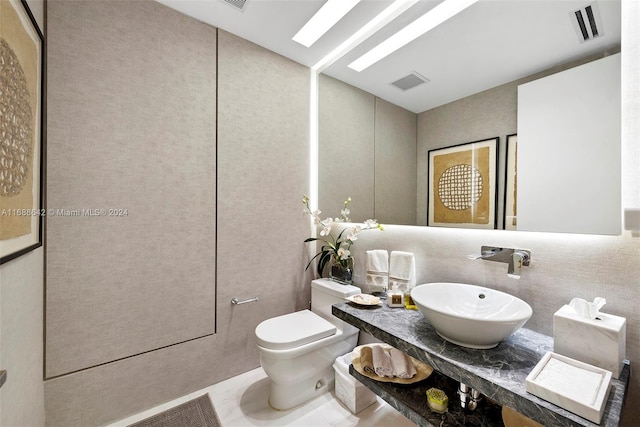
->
[157,0,621,113]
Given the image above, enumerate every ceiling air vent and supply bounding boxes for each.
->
[571,3,603,43]
[391,72,429,91]
[221,0,248,12]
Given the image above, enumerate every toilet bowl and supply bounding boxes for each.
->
[255,279,361,410]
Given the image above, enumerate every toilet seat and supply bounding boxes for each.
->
[255,310,337,350]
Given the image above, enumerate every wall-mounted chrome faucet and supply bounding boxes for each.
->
[466,247,506,260]
[468,246,531,279]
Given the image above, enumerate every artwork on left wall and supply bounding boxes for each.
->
[0,0,44,265]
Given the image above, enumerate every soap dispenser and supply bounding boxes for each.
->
[387,285,404,308]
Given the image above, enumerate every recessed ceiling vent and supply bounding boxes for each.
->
[220,0,248,12]
[571,3,603,43]
[391,72,429,91]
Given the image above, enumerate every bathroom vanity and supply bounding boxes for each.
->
[332,302,630,427]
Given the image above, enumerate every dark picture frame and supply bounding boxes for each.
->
[427,137,498,229]
[504,134,518,231]
[0,0,45,265]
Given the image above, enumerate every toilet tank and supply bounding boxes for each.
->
[311,279,360,334]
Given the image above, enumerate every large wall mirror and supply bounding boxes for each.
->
[318,0,621,235]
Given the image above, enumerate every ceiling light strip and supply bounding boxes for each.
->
[293,0,361,48]
[312,0,421,72]
[348,0,480,72]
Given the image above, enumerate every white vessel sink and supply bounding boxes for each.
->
[411,282,533,349]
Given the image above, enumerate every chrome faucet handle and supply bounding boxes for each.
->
[508,250,531,279]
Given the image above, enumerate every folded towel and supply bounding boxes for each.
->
[372,345,394,378]
[389,251,416,293]
[366,250,389,293]
[359,346,376,375]
[389,347,417,379]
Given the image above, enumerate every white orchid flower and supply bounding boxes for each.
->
[319,217,333,236]
[364,219,378,229]
[340,208,350,221]
[346,226,361,242]
[337,247,351,260]
[302,195,383,278]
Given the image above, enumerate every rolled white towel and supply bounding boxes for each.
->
[366,250,389,293]
[389,347,417,379]
[372,345,394,378]
[389,251,415,293]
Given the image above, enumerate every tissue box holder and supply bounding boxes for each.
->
[553,305,626,379]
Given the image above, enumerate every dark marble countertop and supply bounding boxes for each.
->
[333,302,630,427]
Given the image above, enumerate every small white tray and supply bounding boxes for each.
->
[526,351,612,424]
[345,294,381,306]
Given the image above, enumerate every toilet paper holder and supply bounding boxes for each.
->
[231,297,259,305]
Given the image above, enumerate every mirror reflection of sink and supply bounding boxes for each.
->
[411,283,533,349]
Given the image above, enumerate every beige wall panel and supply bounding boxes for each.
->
[45,0,217,377]
[319,74,375,221]
[374,98,417,225]
[216,29,312,330]
[45,335,221,427]
[44,23,311,427]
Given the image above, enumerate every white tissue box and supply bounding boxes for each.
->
[553,305,626,379]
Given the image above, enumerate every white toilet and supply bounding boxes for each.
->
[255,278,361,410]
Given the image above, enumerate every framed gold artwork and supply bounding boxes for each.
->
[427,137,498,229]
[0,0,44,264]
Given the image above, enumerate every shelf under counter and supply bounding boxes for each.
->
[350,364,503,426]
[332,302,630,427]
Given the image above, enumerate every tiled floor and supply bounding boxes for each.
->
[107,367,416,426]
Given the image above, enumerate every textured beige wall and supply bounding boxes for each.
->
[319,75,417,224]
[319,74,375,221]
[43,3,310,425]
[45,0,217,378]
[374,98,417,225]
[216,28,312,360]
[0,1,46,426]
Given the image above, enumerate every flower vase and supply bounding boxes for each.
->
[329,255,354,285]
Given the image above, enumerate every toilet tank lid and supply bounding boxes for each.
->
[255,310,337,350]
[311,279,361,298]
